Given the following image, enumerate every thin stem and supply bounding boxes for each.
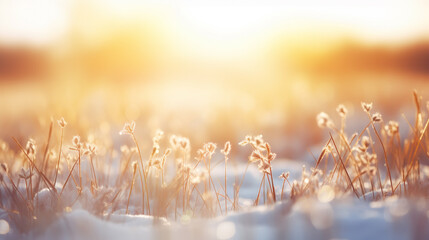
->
[224,156,228,215]
[54,127,64,187]
[132,134,150,215]
[126,167,137,214]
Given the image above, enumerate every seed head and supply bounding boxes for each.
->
[361,102,373,113]
[279,172,290,180]
[221,141,231,155]
[385,121,399,136]
[26,138,36,156]
[268,152,276,162]
[119,121,136,135]
[57,117,67,128]
[258,159,271,174]
[86,144,97,155]
[238,135,251,146]
[249,150,263,163]
[70,136,82,151]
[361,136,371,149]
[72,136,80,146]
[316,112,333,128]
[336,104,348,118]
[153,129,164,146]
[372,112,382,123]
[203,142,216,157]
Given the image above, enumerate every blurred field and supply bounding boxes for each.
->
[0,0,428,158]
[2,2,429,239]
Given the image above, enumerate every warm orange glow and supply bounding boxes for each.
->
[0,0,428,150]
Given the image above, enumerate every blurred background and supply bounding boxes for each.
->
[0,0,428,159]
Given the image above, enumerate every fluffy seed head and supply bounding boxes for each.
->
[119,121,135,135]
[316,112,333,128]
[336,104,348,118]
[249,150,263,163]
[204,142,216,157]
[258,160,271,174]
[57,117,67,128]
[221,141,231,155]
[372,112,382,122]
[385,121,399,136]
[361,136,371,149]
[361,102,373,112]
[26,138,36,156]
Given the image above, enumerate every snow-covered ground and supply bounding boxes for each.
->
[1,159,429,240]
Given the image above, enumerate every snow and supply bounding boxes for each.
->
[1,160,429,240]
[6,197,424,240]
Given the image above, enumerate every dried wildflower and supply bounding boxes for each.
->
[26,138,36,156]
[221,141,231,155]
[361,136,371,149]
[164,148,172,157]
[238,137,250,146]
[279,172,290,180]
[57,117,67,128]
[265,143,276,162]
[372,112,382,122]
[203,142,217,157]
[119,121,136,135]
[254,135,264,147]
[84,143,97,155]
[316,112,333,128]
[19,168,33,180]
[311,168,323,177]
[180,138,190,150]
[240,135,267,152]
[169,135,178,148]
[70,136,82,151]
[258,159,271,174]
[170,135,190,151]
[160,148,171,168]
[361,102,373,113]
[149,159,162,169]
[385,121,399,136]
[195,149,205,162]
[336,104,348,118]
[153,129,164,143]
[268,152,276,162]
[72,136,80,146]
[249,150,263,163]
[150,145,160,158]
